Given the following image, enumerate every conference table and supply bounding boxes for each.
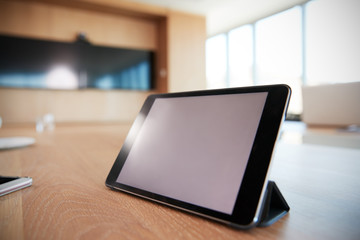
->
[1,122,359,240]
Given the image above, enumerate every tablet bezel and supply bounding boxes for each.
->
[106,84,291,229]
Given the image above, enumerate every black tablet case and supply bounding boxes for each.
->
[258,181,290,227]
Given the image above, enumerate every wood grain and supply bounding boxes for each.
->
[0,124,359,240]
[0,0,159,50]
[167,10,207,92]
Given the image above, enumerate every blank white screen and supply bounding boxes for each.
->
[117,92,268,214]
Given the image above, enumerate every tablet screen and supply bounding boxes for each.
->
[116,92,268,214]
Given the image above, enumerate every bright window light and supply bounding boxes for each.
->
[206,34,227,89]
[205,0,360,116]
[228,25,254,87]
[306,0,360,85]
[46,66,78,89]
[255,6,302,114]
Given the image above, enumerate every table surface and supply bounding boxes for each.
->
[1,123,360,240]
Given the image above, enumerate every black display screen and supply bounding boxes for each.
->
[0,34,154,90]
[0,177,18,184]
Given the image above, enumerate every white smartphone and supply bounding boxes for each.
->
[0,176,32,197]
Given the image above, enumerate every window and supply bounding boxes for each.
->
[228,25,253,87]
[255,6,302,113]
[206,34,227,89]
[305,0,360,85]
[205,0,360,116]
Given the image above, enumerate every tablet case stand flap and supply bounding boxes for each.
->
[258,181,290,227]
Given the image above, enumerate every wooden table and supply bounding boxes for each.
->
[1,123,360,240]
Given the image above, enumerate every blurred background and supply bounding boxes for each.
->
[0,0,359,127]
[204,0,360,119]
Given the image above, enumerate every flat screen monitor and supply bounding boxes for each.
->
[0,34,154,90]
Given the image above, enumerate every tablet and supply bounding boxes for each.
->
[106,84,291,229]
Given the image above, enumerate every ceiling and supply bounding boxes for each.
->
[129,0,309,36]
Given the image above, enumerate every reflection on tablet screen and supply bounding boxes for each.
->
[116,92,268,214]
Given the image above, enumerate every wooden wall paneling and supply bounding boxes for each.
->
[0,0,207,123]
[155,17,168,93]
[167,10,206,92]
[0,88,151,123]
[0,1,53,40]
[49,5,159,49]
[0,0,158,49]
[0,0,158,124]
[35,0,168,18]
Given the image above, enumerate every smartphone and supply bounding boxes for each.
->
[0,176,32,197]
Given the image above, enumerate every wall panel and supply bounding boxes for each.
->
[167,11,206,92]
[0,0,206,124]
[0,1,158,49]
